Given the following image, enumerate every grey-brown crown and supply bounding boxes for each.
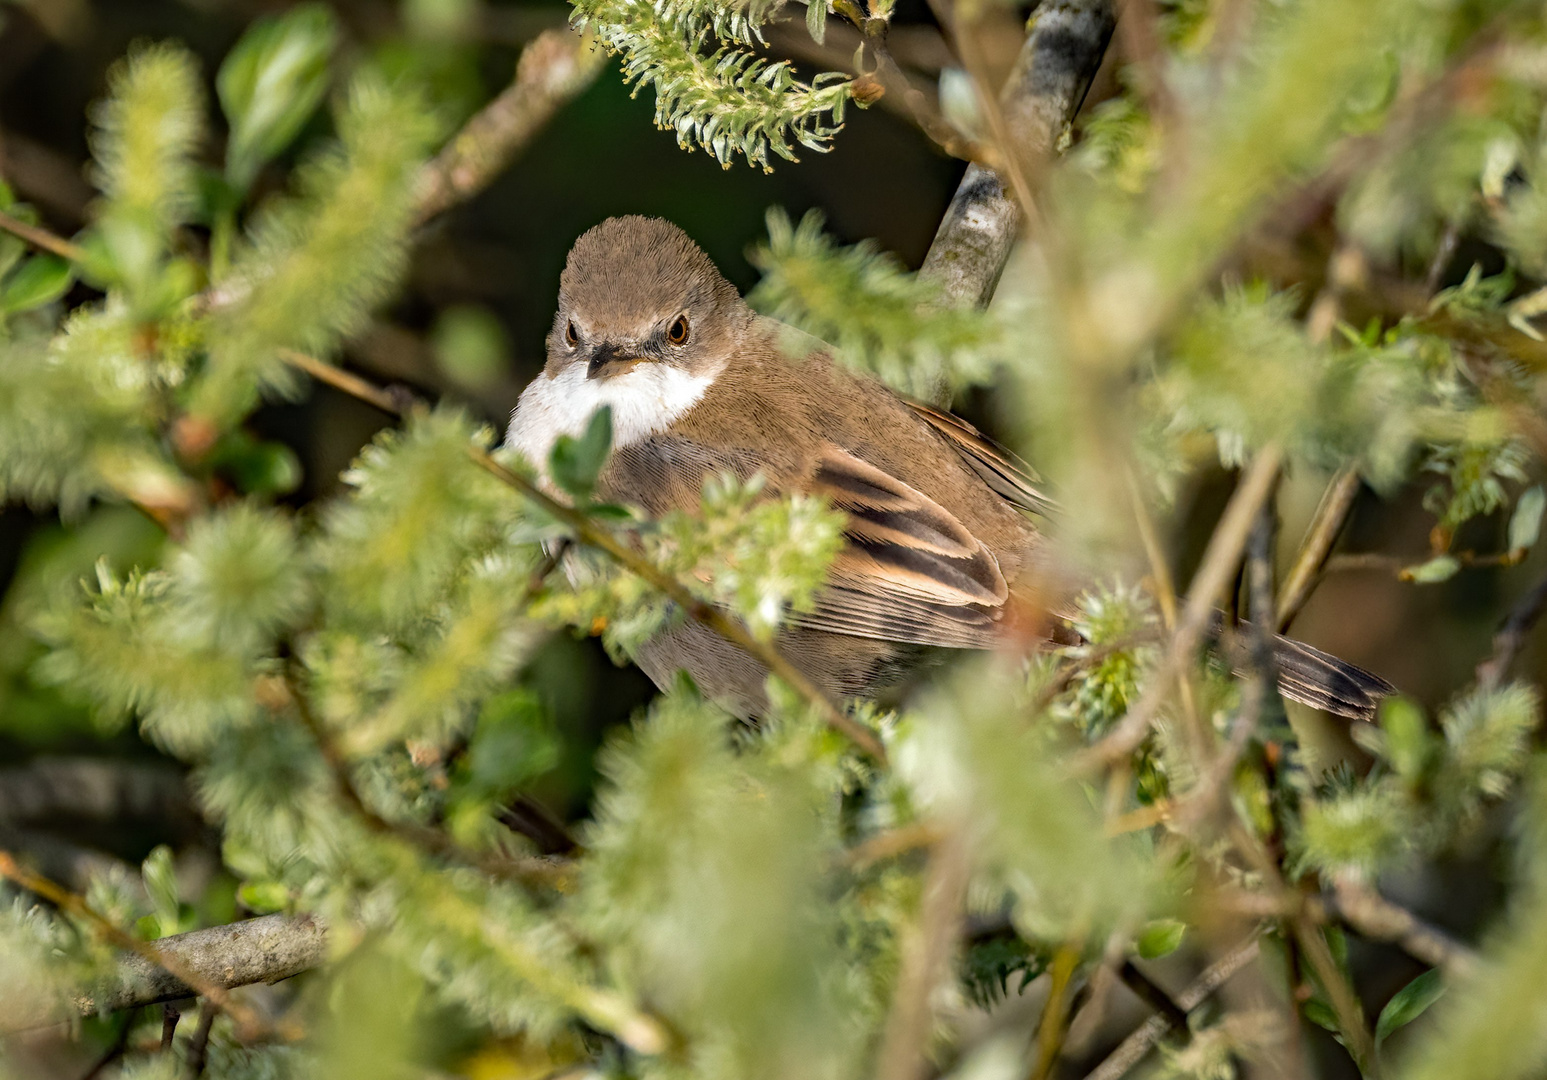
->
[557,216,744,337]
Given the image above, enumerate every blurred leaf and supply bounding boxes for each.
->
[1376,967,1445,1048]
[141,845,180,938]
[1379,697,1432,783]
[464,689,560,798]
[237,880,290,914]
[1508,486,1545,555]
[1,255,73,313]
[1136,918,1186,959]
[432,306,509,392]
[1402,555,1461,584]
[218,3,338,192]
[548,406,612,500]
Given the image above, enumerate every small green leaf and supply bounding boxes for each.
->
[217,3,337,192]
[1508,486,1545,554]
[806,0,827,44]
[237,880,291,914]
[141,845,180,936]
[548,406,613,499]
[1,254,74,313]
[1401,555,1461,584]
[1302,998,1341,1034]
[1375,968,1445,1047]
[1378,697,1431,782]
[1136,918,1187,959]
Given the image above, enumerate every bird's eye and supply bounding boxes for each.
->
[564,320,579,348]
[667,315,690,346]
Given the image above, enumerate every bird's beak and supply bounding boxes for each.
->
[586,343,647,380]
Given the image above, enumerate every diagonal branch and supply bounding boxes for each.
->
[918,0,1115,311]
[414,29,605,226]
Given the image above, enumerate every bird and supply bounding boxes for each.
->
[505,215,1394,721]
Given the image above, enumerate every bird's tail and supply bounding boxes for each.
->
[1269,634,1395,722]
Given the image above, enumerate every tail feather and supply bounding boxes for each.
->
[1269,634,1395,722]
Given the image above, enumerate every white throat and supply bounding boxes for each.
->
[505,360,720,471]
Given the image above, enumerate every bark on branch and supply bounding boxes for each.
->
[919,0,1115,309]
[1,914,327,1032]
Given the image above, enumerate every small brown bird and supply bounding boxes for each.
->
[507,216,1393,720]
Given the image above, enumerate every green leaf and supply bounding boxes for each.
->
[548,406,613,499]
[1379,697,1432,782]
[1,254,74,313]
[237,880,291,914]
[1303,998,1341,1035]
[1508,486,1545,554]
[141,845,180,937]
[1401,555,1461,584]
[805,0,827,44]
[463,689,560,797]
[1136,918,1187,959]
[1375,968,1446,1047]
[217,2,338,192]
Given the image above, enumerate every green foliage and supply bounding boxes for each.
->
[1302,683,1541,878]
[195,75,441,424]
[571,0,851,169]
[655,472,845,640]
[749,208,998,397]
[581,686,861,1079]
[9,5,1547,1080]
[217,4,339,194]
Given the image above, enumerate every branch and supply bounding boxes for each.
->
[1475,571,1547,692]
[1275,468,1361,632]
[1325,878,1480,981]
[0,854,311,1035]
[414,28,604,226]
[1079,444,1285,771]
[871,829,970,1080]
[1082,936,1260,1080]
[918,0,1115,312]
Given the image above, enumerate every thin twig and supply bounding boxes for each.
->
[160,1002,182,1050]
[1276,468,1361,632]
[1082,936,1260,1080]
[842,821,943,871]
[0,209,88,262]
[1177,502,1281,829]
[1292,917,1379,1077]
[1326,878,1480,980]
[872,830,971,1080]
[413,29,604,225]
[1115,961,1189,1033]
[185,999,218,1078]
[1079,444,1285,770]
[866,29,993,164]
[1029,940,1084,1080]
[278,670,567,886]
[1475,573,1547,691]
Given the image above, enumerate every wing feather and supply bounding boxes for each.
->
[905,400,1058,517]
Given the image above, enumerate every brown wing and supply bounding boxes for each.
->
[905,400,1058,517]
[791,446,1009,649]
[612,434,1015,649]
